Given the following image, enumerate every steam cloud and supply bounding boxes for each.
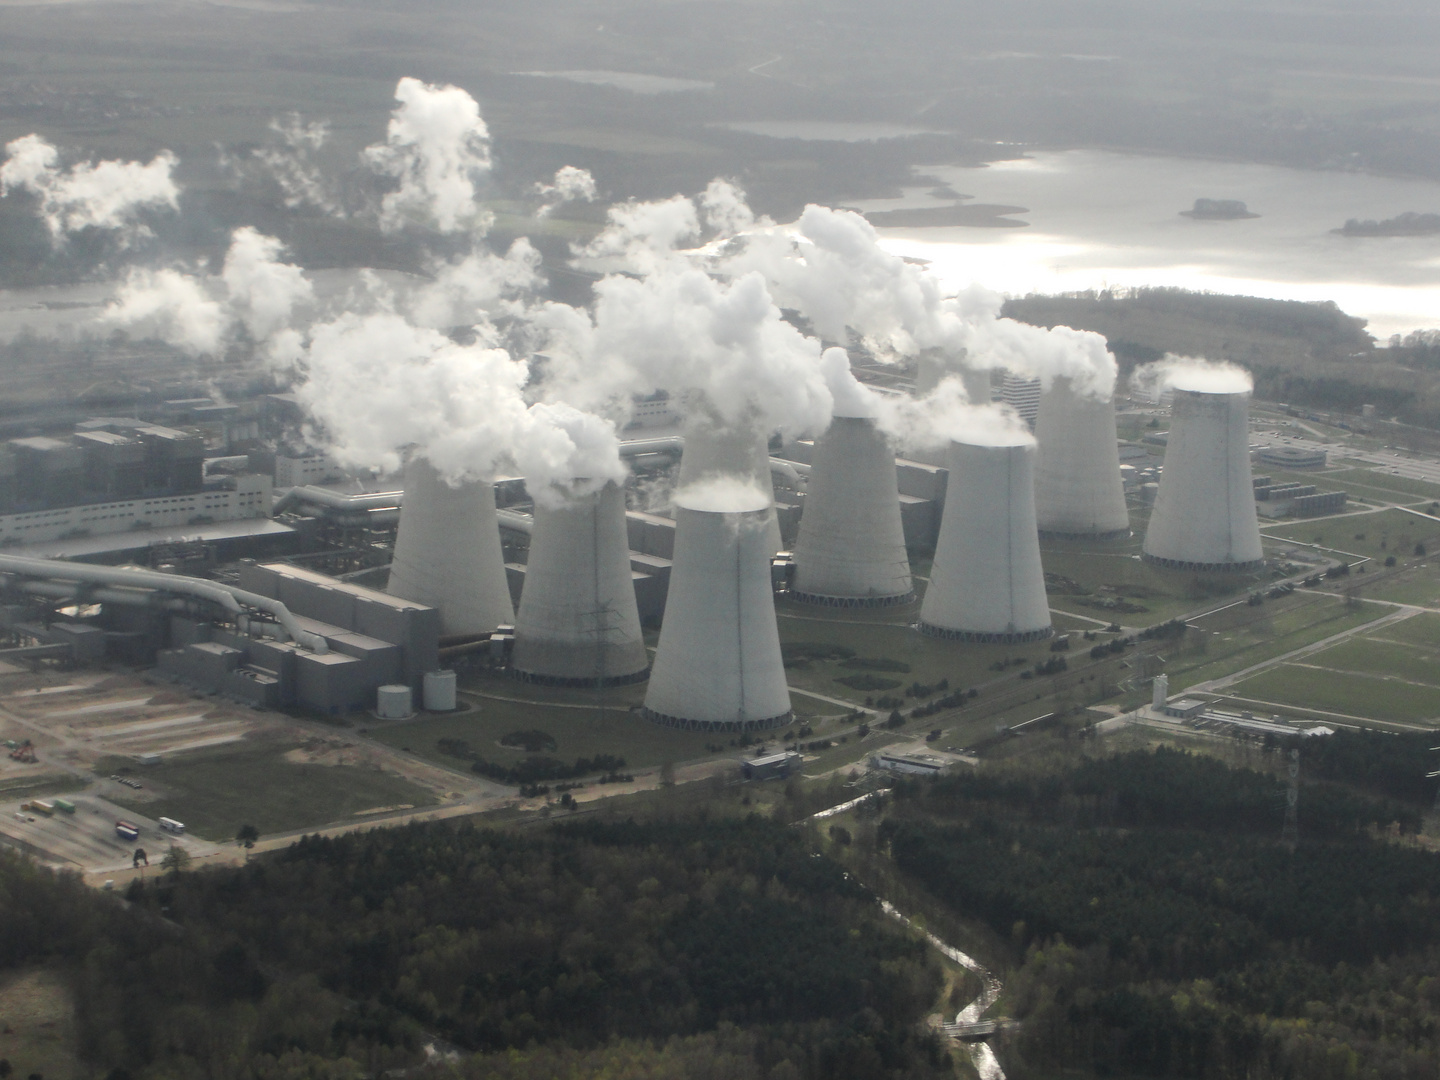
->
[672,476,774,515]
[1130,354,1254,398]
[875,375,1035,451]
[0,134,178,241]
[534,165,597,218]
[253,114,341,216]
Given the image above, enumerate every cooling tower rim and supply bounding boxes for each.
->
[789,589,916,609]
[917,622,1054,644]
[639,706,792,733]
[1141,554,1267,574]
[508,665,650,689]
[1038,528,1133,542]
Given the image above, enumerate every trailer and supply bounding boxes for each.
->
[52,798,76,814]
[115,820,140,842]
[25,800,55,816]
[158,817,185,835]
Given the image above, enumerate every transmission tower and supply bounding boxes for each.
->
[1281,748,1300,849]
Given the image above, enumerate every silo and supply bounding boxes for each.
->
[1142,389,1264,572]
[919,438,1053,642]
[511,481,649,686]
[387,456,514,636]
[677,411,783,554]
[642,490,792,732]
[792,416,913,606]
[1033,375,1131,539]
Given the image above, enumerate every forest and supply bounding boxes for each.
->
[0,816,950,1080]
[881,747,1440,1080]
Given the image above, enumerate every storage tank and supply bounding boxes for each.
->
[1142,389,1264,572]
[422,669,457,711]
[387,456,514,636]
[511,481,649,686]
[642,488,792,732]
[1033,375,1131,539]
[792,416,913,606]
[919,438,1053,642]
[677,409,783,554]
[376,684,412,719]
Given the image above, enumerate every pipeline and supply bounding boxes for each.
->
[0,554,328,653]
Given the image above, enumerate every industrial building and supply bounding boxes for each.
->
[642,494,792,732]
[920,439,1053,643]
[511,481,649,686]
[386,457,514,637]
[1033,376,1131,539]
[1143,389,1265,572]
[791,416,913,606]
[1000,373,1044,430]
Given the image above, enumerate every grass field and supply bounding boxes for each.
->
[96,743,437,842]
[1229,665,1440,724]
[1309,636,1440,684]
[1040,547,1258,626]
[1367,611,1440,647]
[1263,507,1440,563]
[0,772,87,803]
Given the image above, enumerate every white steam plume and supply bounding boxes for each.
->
[1130,354,1254,399]
[222,227,313,346]
[363,77,493,234]
[103,268,228,355]
[578,193,700,273]
[820,346,880,419]
[673,476,773,515]
[533,165,597,218]
[0,134,178,242]
[294,311,626,497]
[407,240,542,329]
[254,114,341,215]
[874,375,1034,451]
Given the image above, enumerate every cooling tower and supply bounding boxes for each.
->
[677,411,784,554]
[792,416,913,606]
[511,481,649,686]
[642,497,792,732]
[1142,389,1264,572]
[919,439,1053,643]
[1033,375,1131,539]
[387,457,514,635]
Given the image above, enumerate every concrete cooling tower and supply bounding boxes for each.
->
[642,496,792,732]
[919,439,1053,643]
[1033,375,1131,539]
[677,412,784,554]
[387,457,514,636]
[1142,389,1264,572]
[511,481,649,686]
[792,416,913,606]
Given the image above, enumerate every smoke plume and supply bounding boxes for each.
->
[1130,354,1254,399]
[0,134,178,242]
[363,77,493,234]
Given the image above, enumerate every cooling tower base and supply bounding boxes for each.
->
[788,589,916,609]
[639,707,792,734]
[1038,528,1132,543]
[1142,553,1266,574]
[918,623,1054,644]
[509,666,650,689]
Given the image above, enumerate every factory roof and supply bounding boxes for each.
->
[257,561,432,612]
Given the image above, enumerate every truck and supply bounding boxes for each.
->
[52,798,76,814]
[158,817,185,834]
[25,800,55,816]
[115,820,140,842]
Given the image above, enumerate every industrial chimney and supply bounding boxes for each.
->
[792,416,913,606]
[1033,375,1131,539]
[676,406,783,555]
[642,485,792,732]
[387,456,514,636]
[511,481,649,686]
[920,438,1053,642]
[1142,389,1264,572]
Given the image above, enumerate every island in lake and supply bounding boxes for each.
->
[863,202,1029,228]
[1335,211,1440,237]
[1180,198,1259,220]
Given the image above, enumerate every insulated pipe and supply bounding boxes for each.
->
[15,579,190,611]
[271,486,403,516]
[0,554,329,653]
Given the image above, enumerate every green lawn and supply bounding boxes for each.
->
[1309,637,1440,686]
[1367,611,1440,648]
[1040,547,1259,626]
[1229,665,1440,724]
[96,744,437,842]
[1263,507,1440,563]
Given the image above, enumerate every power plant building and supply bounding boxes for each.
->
[1033,375,1131,539]
[920,439,1053,643]
[791,416,913,606]
[511,481,649,686]
[1142,389,1264,572]
[387,457,514,636]
[642,495,791,732]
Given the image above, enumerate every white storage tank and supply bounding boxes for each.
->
[376,684,413,719]
[642,486,792,732]
[1142,388,1264,572]
[919,438,1053,643]
[422,670,457,711]
[388,456,514,636]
